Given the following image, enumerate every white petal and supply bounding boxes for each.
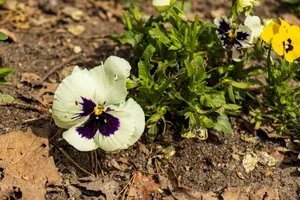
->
[63,124,98,151]
[52,66,98,129]
[89,56,131,105]
[244,15,263,42]
[152,0,171,7]
[94,111,135,151]
[117,98,145,149]
[104,56,131,80]
[232,48,243,62]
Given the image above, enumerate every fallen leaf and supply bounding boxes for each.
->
[0,127,61,200]
[172,186,218,200]
[78,176,119,200]
[20,73,42,85]
[221,187,250,200]
[128,171,159,199]
[67,24,85,36]
[257,151,278,166]
[242,152,258,173]
[252,186,279,200]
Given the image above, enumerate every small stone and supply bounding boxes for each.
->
[73,46,82,54]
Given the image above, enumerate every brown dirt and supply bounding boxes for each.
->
[0,0,300,200]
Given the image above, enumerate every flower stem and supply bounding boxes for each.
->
[266,44,273,85]
[181,0,185,11]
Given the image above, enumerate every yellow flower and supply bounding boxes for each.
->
[272,25,300,62]
[261,19,280,44]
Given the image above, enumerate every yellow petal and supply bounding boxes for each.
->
[261,21,280,44]
[279,18,291,29]
[272,33,284,56]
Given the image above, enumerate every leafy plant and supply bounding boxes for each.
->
[106,5,252,139]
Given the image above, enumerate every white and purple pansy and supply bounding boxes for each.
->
[52,56,145,152]
[214,17,252,61]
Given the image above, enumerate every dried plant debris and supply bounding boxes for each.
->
[0,127,61,199]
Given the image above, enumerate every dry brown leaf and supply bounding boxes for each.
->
[20,72,42,85]
[78,176,119,200]
[252,186,279,200]
[172,186,218,200]
[221,187,250,200]
[128,171,159,199]
[0,127,61,200]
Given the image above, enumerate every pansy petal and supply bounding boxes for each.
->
[279,18,290,29]
[244,15,263,43]
[232,48,243,62]
[261,20,280,44]
[214,17,231,35]
[94,111,135,152]
[52,66,98,129]
[63,124,98,151]
[272,29,285,56]
[114,98,145,149]
[236,25,251,44]
[89,56,131,105]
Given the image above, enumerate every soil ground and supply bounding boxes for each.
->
[0,0,300,200]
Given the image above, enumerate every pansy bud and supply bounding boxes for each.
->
[236,0,260,16]
[152,0,176,13]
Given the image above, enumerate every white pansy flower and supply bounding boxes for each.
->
[152,0,176,13]
[52,56,145,152]
[244,15,263,44]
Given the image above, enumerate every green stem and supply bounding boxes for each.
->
[181,0,185,11]
[266,44,273,85]
[189,15,199,61]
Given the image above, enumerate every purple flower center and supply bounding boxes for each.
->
[216,18,250,51]
[74,97,120,139]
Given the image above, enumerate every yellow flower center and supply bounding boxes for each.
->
[228,31,235,38]
[94,104,104,116]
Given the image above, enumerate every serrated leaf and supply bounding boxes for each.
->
[149,24,171,46]
[214,115,233,134]
[105,31,143,47]
[200,92,226,108]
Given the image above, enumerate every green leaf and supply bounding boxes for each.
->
[200,92,226,108]
[230,80,251,89]
[105,31,143,47]
[214,115,233,134]
[184,60,194,77]
[148,123,159,141]
[149,24,171,46]
[228,85,236,103]
[0,68,13,84]
[0,32,8,40]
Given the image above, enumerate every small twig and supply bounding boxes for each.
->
[116,171,136,199]
[0,102,48,113]
[49,128,64,141]
[51,141,94,177]
[23,114,51,123]
[35,53,82,85]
